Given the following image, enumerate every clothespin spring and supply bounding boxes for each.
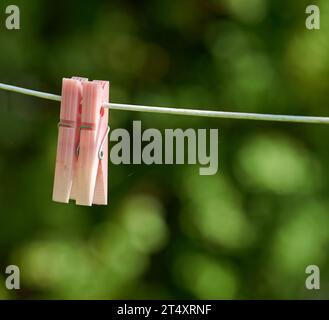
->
[76,125,110,160]
[58,121,75,128]
[98,125,110,160]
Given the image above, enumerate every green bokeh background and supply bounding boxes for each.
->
[1,0,329,299]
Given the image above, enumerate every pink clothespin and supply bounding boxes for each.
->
[52,77,85,203]
[75,80,110,206]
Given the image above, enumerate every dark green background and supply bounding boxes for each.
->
[0,0,328,299]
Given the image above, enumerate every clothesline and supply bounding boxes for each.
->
[1,82,329,124]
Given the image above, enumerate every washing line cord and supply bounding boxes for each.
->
[1,82,329,124]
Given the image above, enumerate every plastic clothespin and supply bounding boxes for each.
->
[75,80,110,206]
[52,77,86,203]
[92,80,109,205]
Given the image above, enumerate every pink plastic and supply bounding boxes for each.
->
[75,80,109,206]
[52,78,84,203]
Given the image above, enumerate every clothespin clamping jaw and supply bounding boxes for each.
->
[52,77,110,206]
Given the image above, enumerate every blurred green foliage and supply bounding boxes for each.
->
[1,0,329,299]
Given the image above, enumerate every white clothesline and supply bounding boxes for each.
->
[1,82,329,124]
